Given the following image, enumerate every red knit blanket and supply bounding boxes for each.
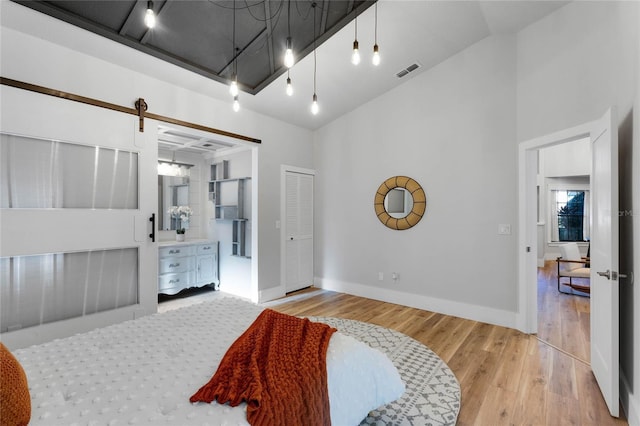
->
[190,309,337,426]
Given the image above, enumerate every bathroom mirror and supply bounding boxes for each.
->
[374,176,426,230]
[158,175,190,231]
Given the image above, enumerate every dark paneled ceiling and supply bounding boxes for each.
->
[14,0,375,95]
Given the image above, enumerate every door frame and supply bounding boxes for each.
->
[517,120,595,333]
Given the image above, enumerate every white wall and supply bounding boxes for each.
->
[314,34,519,327]
[0,2,314,302]
[206,149,253,298]
[619,2,640,422]
[540,138,591,178]
[516,1,637,142]
[623,48,640,426]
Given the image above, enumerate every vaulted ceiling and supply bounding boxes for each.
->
[14,0,374,95]
[7,1,571,131]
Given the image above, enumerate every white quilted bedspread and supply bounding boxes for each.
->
[13,297,405,426]
[15,298,264,426]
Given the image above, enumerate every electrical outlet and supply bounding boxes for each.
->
[378,272,384,281]
[498,224,511,235]
[392,272,398,281]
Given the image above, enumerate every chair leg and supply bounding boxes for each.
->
[557,261,571,295]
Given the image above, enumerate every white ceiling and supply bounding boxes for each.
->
[4,0,570,132]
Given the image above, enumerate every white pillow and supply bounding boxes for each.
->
[326,332,405,425]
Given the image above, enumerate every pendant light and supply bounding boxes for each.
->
[144,1,156,29]
[286,70,293,96]
[372,3,380,66]
[311,3,319,115]
[351,10,360,65]
[229,78,239,97]
[232,47,240,112]
[284,0,294,68]
[229,4,239,98]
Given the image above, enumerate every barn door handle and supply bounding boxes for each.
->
[149,213,156,242]
[597,270,611,279]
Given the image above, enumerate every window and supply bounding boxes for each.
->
[550,189,590,242]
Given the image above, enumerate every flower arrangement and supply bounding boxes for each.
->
[168,205,193,235]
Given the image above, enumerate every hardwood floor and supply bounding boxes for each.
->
[537,260,591,363]
[269,289,626,426]
[159,279,624,425]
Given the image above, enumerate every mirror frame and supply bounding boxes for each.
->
[374,176,426,230]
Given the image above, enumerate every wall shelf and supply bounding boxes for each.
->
[209,160,251,258]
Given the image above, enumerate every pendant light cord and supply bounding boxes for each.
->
[374,2,377,43]
[232,3,236,76]
[288,0,291,39]
[313,2,317,94]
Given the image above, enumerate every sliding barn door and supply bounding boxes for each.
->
[283,167,314,293]
[0,86,157,349]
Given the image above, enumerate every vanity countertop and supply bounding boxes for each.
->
[158,239,214,247]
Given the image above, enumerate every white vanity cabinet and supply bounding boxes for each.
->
[195,243,218,285]
[158,241,219,295]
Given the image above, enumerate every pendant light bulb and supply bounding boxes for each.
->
[144,1,156,29]
[284,37,294,68]
[286,77,293,96]
[229,77,238,97]
[233,95,240,112]
[311,94,319,115]
[372,44,380,66]
[351,40,360,65]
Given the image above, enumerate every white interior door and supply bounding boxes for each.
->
[590,107,620,417]
[0,86,157,349]
[283,167,314,293]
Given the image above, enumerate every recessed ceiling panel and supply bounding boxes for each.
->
[14,0,374,94]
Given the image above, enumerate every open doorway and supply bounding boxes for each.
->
[156,123,259,302]
[536,139,592,363]
[518,108,621,416]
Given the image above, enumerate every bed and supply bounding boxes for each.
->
[2,297,460,425]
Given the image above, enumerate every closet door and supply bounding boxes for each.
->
[0,86,157,348]
[283,168,314,293]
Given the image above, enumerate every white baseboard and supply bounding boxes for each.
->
[621,370,640,426]
[316,278,518,330]
[258,285,286,303]
[538,258,546,267]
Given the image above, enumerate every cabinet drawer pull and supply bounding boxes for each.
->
[202,246,211,250]
[169,249,180,254]
[169,263,180,268]
[168,279,180,284]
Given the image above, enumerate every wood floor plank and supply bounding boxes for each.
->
[492,331,529,393]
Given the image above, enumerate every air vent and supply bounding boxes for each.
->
[396,63,421,78]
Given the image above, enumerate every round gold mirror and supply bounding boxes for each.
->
[374,176,426,230]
